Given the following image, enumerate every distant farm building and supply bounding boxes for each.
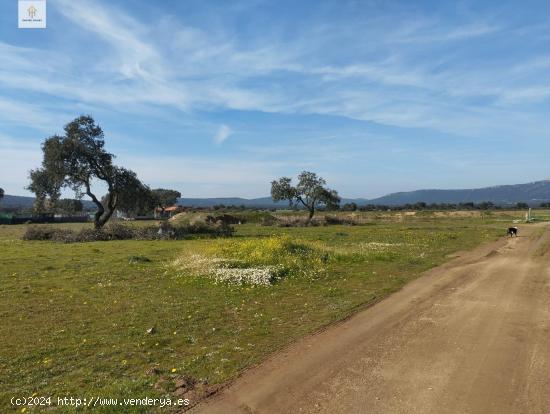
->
[155,205,184,219]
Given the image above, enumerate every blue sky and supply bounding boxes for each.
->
[1,0,550,198]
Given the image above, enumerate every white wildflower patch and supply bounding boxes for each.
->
[169,253,282,286]
[213,266,281,286]
[169,235,327,286]
[171,254,226,273]
[359,242,404,252]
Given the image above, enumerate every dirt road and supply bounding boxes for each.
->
[192,224,550,414]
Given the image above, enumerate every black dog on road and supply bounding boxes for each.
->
[508,227,518,237]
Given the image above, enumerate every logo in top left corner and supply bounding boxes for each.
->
[18,0,46,29]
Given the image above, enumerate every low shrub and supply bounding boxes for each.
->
[275,216,322,227]
[214,235,318,268]
[74,228,111,242]
[324,215,358,225]
[22,226,74,241]
[128,255,152,264]
[205,214,242,225]
[230,211,277,224]
[104,223,136,239]
[22,222,234,243]
[275,214,369,227]
[260,215,279,226]
[176,221,234,238]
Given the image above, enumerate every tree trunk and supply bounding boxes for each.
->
[93,210,104,229]
[307,207,315,223]
[86,182,115,229]
[96,192,117,228]
[85,185,105,229]
[297,197,315,224]
[96,207,115,228]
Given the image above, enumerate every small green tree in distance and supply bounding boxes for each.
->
[152,189,181,216]
[271,171,340,222]
[54,199,84,215]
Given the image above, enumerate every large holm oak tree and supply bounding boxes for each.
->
[0,187,4,201]
[28,116,151,229]
[271,171,340,221]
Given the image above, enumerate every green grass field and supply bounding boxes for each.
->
[0,211,532,412]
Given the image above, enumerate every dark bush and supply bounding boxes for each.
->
[132,225,160,240]
[171,221,234,238]
[205,214,242,225]
[22,226,74,241]
[74,228,111,242]
[103,223,136,240]
[231,210,277,224]
[260,215,279,226]
[128,255,152,264]
[22,222,234,243]
[276,216,324,227]
[22,226,52,240]
[324,215,358,225]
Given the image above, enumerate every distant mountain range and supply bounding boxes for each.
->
[3,180,550,210]
[0,195,97,210]
[176,180,550,207]
[178,197,370,208]
[367,180,550,206]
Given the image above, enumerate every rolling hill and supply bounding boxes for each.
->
[2,180,550,210]
[0,195,96,210]
[179,181,550,207]
[367,180,550,205]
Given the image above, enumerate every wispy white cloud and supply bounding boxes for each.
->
[1,0,550,142]
[214,125,232,145]
[54,0,162,81]
[0,96,67,131]
[4,0,550,199]
[390,22,500,43]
